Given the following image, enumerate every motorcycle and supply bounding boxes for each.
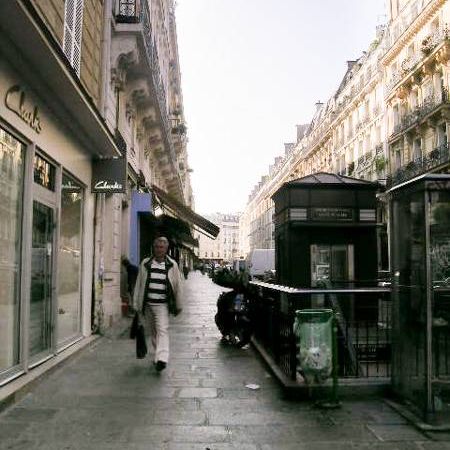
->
[215,289,253,347]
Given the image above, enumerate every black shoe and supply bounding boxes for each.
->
[155,360,167,372]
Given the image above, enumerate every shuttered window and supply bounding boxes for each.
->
[63,0,84,76]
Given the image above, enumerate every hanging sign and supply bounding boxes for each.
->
[92,157,126,193]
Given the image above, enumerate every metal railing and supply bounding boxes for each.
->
[386,142,450,188]
[386,27,449,95]
[116,0,140,23]
[249,281,391,382]
[390,89,449,140]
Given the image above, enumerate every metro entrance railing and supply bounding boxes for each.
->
[249,281,392,383]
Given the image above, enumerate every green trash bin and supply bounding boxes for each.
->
[293,309,334,385]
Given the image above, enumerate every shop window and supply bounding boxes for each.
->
[57,174,84,345]
[0,127,24,375]
[33,153,55,191]
[63,0,84,76]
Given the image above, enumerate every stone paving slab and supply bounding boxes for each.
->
[0,271,447,449]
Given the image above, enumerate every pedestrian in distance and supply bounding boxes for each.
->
[121,256,138,316]
[133,236,183,372]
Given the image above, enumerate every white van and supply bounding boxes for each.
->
[247,249,275,278]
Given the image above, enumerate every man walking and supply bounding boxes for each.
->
[133,237,183,372]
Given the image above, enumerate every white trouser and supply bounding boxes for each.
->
[144,303,169,363]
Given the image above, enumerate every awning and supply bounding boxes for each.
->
[152,184,220,239]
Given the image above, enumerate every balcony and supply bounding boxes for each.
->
[116,0,140,24]
[113,0,183,197]
[386,142,450,188]
[386,27,449,96]
[389,89,449,141]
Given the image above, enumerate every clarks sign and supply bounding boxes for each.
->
[4,85,42,133]
[92,158,126,193]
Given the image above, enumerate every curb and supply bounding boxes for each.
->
[251,336,390,400]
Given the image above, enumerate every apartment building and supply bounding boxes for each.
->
[241,25,389,259]
[0,0,208,392]
[383,0,450,188]
[198,213,240,264]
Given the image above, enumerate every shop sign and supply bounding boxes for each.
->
[4,85,42,133]
[310,207,354,221]
[92,157,126,193]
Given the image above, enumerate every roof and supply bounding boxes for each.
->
[286,172,378,186]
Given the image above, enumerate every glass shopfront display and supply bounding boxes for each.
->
[0,127,24,374]
[390,175,450,424]
[57,174,83,346]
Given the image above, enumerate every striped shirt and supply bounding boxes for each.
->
[146,260,167,303]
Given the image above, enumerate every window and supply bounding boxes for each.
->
[58,174,84,344]
[0,127,25,374]
[413,138,422,161]
[63,0,84,76]
[34,153,55,191]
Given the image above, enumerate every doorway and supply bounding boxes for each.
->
[29,200,55,360]
[310,244,354,287]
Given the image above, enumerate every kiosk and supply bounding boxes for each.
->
[272,172,380,289]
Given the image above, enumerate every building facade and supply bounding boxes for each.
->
[383,0,450,189]
[241,24,389,263]
[198,213,240,264]
[0,0,201,392]
[241,0,450,266]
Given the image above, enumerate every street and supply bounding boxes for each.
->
[0,271,448,449]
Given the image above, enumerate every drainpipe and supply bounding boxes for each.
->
[99,0,113,117]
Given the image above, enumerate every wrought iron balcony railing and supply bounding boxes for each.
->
[116,0,140,23]
[389,89,449,140]
[386,27,449,95]
[386,142,450,188]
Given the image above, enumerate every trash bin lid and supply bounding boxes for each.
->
[295,308,333,323]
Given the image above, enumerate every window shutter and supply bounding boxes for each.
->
[63,0,84,76]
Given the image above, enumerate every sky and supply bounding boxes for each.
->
[175,0,387,215]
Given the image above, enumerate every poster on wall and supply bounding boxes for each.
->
[91,157,126,193]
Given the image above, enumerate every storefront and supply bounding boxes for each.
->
[0,5,121,387]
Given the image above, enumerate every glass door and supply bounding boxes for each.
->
[310,244,354,287]
[29,201,55,359]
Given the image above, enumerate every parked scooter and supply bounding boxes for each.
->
[215,288,253,347]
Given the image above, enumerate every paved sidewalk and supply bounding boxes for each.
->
[0,271,448,449]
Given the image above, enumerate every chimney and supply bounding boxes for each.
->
[346,60,356,70]
[315,101,323,112]
[376,24,386,40]
[284,143,294,155]
[296,124,309,142]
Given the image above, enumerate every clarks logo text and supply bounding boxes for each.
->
[5,85,42,133]
[94,181,123,190]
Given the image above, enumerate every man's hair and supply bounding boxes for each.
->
[153,236,169,246]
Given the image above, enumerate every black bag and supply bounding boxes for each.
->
[130,312,147,359]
